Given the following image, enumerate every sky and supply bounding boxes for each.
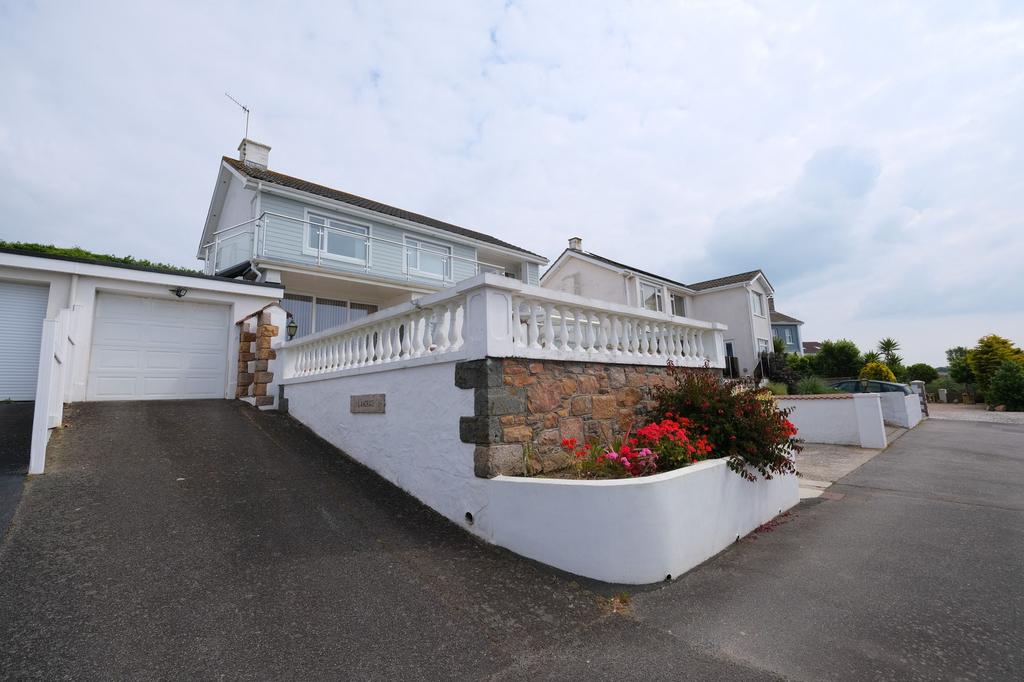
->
[1,1,1022,366]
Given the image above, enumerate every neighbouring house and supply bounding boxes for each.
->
[197,139,549,338]
[769,299,804,355]
[539,238,778,377]
[803,341,822,355]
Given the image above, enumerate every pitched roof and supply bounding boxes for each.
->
[686,269,769,291]
[223,157,544,260]
[552,248,693,290]
[803,341,822,354]
[770,310,804,325]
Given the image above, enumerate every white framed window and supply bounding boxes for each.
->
[784,328,794,344]
[757,338,771,354]
[670,293,686,317]
[405,237,452,280]
[751,291,766,317]
[639,281,664,312]
[304,212,370,265]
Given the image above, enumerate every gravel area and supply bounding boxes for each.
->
[928,403,1024,424]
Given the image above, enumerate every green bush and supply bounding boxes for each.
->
[810,339,864,378]
[905,363,939,383]
[766,382,788,396]
[946,346,975,385]
[0,240,200,275]
[859,361,897,381]
[988,361,1024,411]
[654,367,800,481]
[926,376,965,402]
[786,354,815,378]
[969,335,1024,393]
[794,376,834,395]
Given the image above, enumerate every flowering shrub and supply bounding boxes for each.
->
[859,361,897,382]
[559,416,712,479]
[653,366,800,482]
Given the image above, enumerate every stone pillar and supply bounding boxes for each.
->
[236,304,288,409]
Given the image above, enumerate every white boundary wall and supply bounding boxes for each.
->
[285,360,799,584]
[776,394,887,449]
[484,460,799,584]
[879,392,923,428]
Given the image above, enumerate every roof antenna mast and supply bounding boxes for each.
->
[225,92,250,139]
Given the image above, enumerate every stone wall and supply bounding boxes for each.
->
[237,309,280,408]
[458,358,701,477]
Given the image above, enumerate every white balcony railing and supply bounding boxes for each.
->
[200,212,509,281]
[279,274,727,381]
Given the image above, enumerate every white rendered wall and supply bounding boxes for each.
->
[284,361,488,527]
[879,392,923,428]
[481,459,799,584]
[690,287,756,374]
[776,394,887,449]
[541,257,631,304]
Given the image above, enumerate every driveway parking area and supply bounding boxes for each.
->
[1,402,1021,680]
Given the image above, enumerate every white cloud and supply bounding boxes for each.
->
[1,0,1022,365]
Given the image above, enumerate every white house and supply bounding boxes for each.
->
[197,139,549,338]
[540,238,777,377]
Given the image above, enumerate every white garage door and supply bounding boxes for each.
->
[0,281,49,400]
[87,293,230,400]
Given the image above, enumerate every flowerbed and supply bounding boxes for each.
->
[557,365,800,481]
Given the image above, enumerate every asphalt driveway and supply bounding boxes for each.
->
[1,402,1021,680]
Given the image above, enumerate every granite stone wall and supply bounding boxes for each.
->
[458,358,704,477]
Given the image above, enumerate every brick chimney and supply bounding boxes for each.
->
[568,236,583,251]
[238,138,271,169]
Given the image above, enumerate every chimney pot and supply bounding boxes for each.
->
[238,138,271,169]
[568,236,583,250]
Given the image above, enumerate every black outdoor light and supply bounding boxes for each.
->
[286,317,298,340]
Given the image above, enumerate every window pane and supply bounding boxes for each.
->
[671,295,685,316]
[752,293,764,315]
[308,216,324,250]
[641,283,662,312]
[326,221,367,261]
[406,240,419,271]
[282,294,313,338]
[315,298,348,332]
[348,302,378,322]
[409,240,450,277]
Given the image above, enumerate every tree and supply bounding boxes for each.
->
[968,335,1024,393]
[878,337,901,363]
[905,363,939,383]
[772,336,787,355]
[860,361,897,381]
[946,346,975,386]
[862,351,882,364]
[811,339,864,378]
[988,361,1024,411]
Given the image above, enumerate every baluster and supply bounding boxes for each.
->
[596,313,609,356]
[609,315,621,355]
[558,306,570,351]
[585,311,598,353]
[448,302,462,350]
[638,322,648,355]
[672,327,682,359]
[574,309,586,352]
[511,298,523,348]
[382,323,393,361]
[400,319,411,358]
[411,314,424,357]
[339,335,349,369]
[527,302,541,349]
[433,305,449,350]
[696,330,705,360]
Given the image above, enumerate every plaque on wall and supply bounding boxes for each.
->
[350,394,386,414]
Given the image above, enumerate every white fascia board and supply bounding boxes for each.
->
[253,182,547,265]
[690,280,753,295]
[197,162,251,258]
[254,259,439,295]
[541,250,695,294]
[0,252,283,298]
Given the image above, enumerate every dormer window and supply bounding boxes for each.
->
[306,213,369,264]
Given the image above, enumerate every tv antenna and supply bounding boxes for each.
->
[225,92,250,139]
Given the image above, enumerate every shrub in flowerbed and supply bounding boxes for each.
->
[558,367,800,482]
[651,366,801,482]
[560,415,713,479]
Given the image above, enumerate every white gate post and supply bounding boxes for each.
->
[29,319,58,475]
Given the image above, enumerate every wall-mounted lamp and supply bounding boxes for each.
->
[286,317,298,340]
[170,287,188,298]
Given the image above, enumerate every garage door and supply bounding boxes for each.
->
[87,293,230,400]
[0,281,49,400]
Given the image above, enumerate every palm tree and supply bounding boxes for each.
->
[863,351,881,364]
[878,337,901,365]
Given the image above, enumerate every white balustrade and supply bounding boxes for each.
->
[279,274,726,381]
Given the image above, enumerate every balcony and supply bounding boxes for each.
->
[201,212,512,286]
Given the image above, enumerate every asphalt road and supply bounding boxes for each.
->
[1,402,1020,680]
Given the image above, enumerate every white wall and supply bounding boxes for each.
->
[0,253,281,402]
[690,287,756,373]
[879,392,923,428]
[284,360,488,527]
[482,459,799,584]
[776,394,887,449]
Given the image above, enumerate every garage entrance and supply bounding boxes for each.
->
[0,281,49,401]
[86,293,230,400]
